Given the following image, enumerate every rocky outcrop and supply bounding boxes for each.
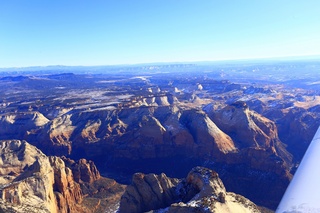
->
[49,156,83,213]
[0,112,49,140]
[202,102,293,208]
[119,172,179,213]
[0,140,125,213]
[0,140,57,213]
[61,157,100,183]
[208,101,278,148]
[180,109,237,155]
[119,167,260,213]
[207,101,292,164]
[0,140,47,176]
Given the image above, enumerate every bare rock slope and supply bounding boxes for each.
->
[207,101,292,164]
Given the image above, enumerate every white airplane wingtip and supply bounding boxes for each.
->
[276,126,320,213]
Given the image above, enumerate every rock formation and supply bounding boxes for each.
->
[0,105,292,209]
[179,109,237,155]
[119,172,179,213]
[22,106,237,160]
[49,156,84,213]
[207,101,292,164]
[0,140,125,213]
[0,112,49,139]
[0,140,58,213]
[208,101,278,148]
[119,167,260,213]
[61,157,101,183]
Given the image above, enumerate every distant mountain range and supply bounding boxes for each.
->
[1,54,319,73]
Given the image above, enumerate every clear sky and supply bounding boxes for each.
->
[0,0,320,67]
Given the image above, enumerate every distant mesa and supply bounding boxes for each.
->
[0,75,31,81]
[46,73,76,80]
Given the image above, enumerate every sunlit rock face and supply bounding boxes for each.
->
[0,140,58,213]
[207,101,292,163]
[179,109,237,155]
[209,101,280,148]
[119,172,180,213]
[60,157,101,184]
[0,112,49,139]
[119,167,260,213]
[0,140,84,213]
[49,156,84,213]
[0,140,125,213]
[19,106,237,160]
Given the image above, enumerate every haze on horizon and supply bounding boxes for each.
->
[1,0,320,68]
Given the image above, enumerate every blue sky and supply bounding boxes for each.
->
[0,0,319,67]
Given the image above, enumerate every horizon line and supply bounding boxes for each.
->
[1,54,320,69]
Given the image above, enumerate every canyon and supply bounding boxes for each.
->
[0,60,320,212]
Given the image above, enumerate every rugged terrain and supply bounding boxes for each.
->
[0,140,262,213]
[0,60,320,211]
[0,140,125,213]
[119,167,261,213]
